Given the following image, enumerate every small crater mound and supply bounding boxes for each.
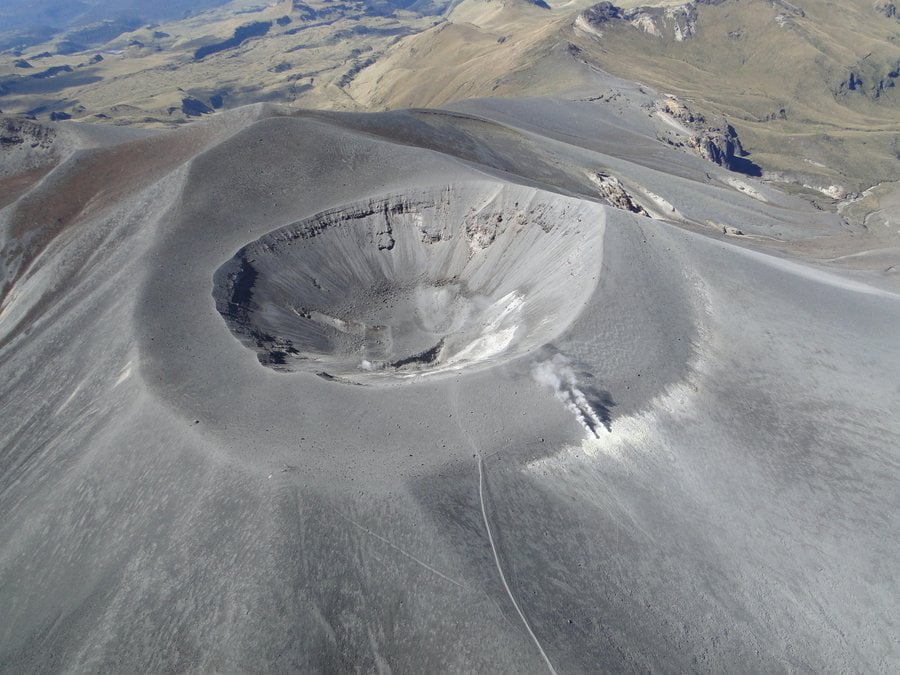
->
[213,184,604,383]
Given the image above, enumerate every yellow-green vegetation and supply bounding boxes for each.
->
[1,0,896,191]
[0,0,441,126]
[568,0,900,190]
[350,0,899,191]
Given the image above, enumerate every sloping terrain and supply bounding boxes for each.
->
[0,0,447,124]
[2,0,896,197]
[348,0,899,193]
[1,0,898,671]
[569,0,900,192]
[0,0,233,49]
[1,91,898,669]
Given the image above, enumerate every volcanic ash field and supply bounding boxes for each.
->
[1,97,899,672]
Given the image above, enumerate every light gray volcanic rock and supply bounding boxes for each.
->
[0,93,898,672]
[213,184,604,381]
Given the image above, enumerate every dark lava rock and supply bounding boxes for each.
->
[0,116,56,149]
[31,65,73,79]
[181,97,213,117]
[582,2,623,24]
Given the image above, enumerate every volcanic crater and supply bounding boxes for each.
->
[213,184,605,383]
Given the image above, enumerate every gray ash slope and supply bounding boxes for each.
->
[0,86,898,672]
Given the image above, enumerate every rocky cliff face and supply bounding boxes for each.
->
[687,126,743,168]
[836,58,900,100]
[579,1,621,25]
[0,117,55,150]
[656,97,760,175]
[627,3,700,41]
[588,171,650,216]
[0,117,67,176]
[577,0,726,41]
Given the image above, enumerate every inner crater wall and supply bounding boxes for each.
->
[212,183,606,383]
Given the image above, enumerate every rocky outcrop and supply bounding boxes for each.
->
[657,97,760,175]
[760,108,788,122]
[876,62,900,96]
[836,58,900,100]
[338,57,377,88]
[588,171,650,216]
[0,116,71,214]
[0,117,57,155]
[688,127,742,168]
[181,97,213,117]
[577,0,725,41]
[770,0,805,30]
[843,72,864,92]
[628,3,700,41]
[876,3,897,18]
[769,0,804,17]
[580,1,621,24]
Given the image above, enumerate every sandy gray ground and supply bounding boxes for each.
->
[1,86,898,672]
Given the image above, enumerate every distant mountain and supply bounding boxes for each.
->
[1,0,896,198]
[0,0,459,51]
[347,0,900,192]
[0,0,233,30]
[0,0,456,126]
[0,0,233,50]
[364,0,461,15]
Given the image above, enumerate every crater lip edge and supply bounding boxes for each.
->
[211,184,606,385]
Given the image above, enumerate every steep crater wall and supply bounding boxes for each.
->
[213,183,606,384]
